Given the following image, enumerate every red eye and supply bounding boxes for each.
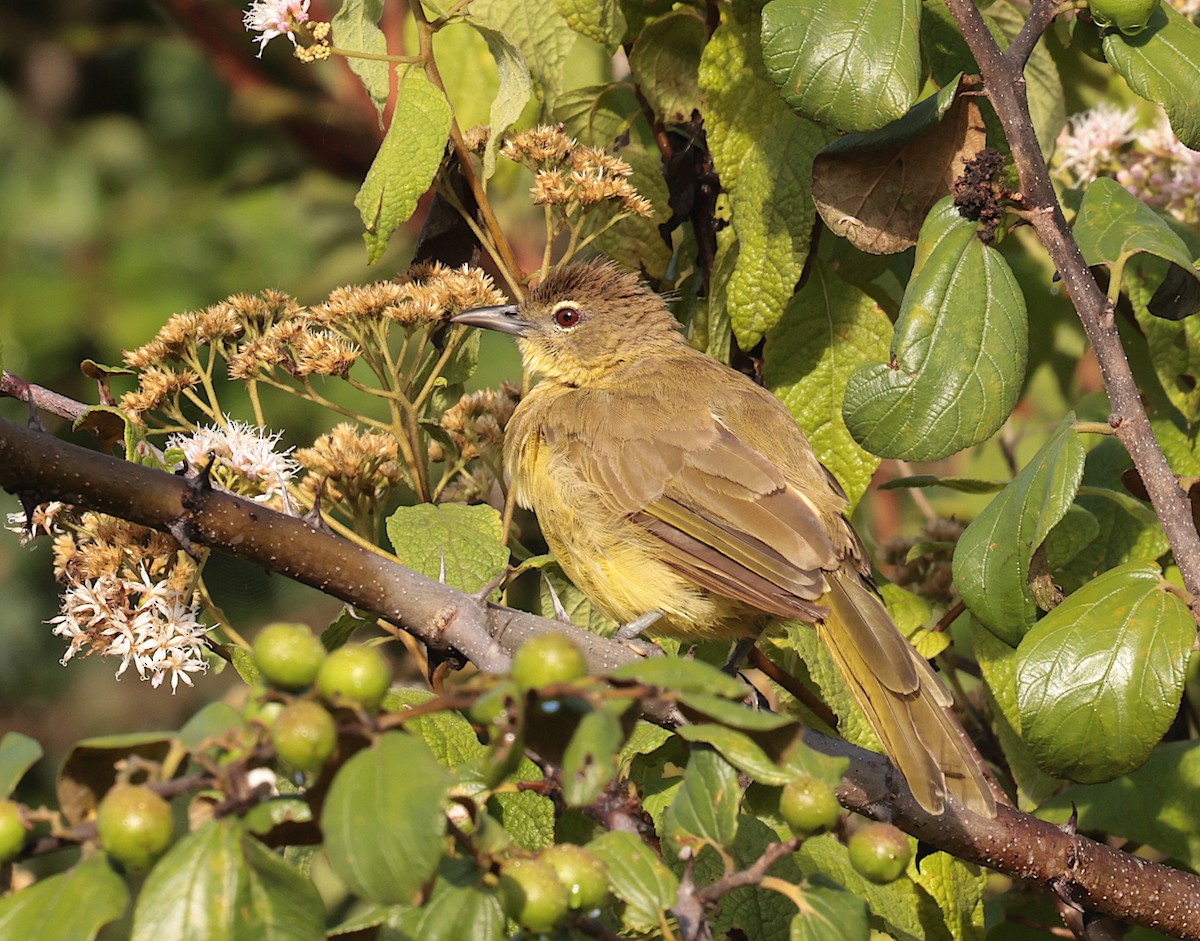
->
[553,305,581,328]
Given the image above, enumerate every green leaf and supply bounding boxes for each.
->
[0,854,128,941]
[355,69,452,264]
[386,687,486,767]
[677,691,798,732]
[588,830,679,933]
[699,13,828,348]
[1060,486,1169,588]
[57,732,173,826]
[1042,503,1101,571]
[953,416,1086,645]
[812,78,988,255]
[607,655,748,699]
[761,0,923,132]
[131,818,323,941]
[879,475,1005,494]
[553,0,625,48]
[472,0,577,115]
[663,746,742,852]
[692,815,804,941]
[973,625,1063,810]
[471,25,533,181]
[791,881,870,941]
[490,787,555,850]
[0,732,42,798]
[842,198,1029,461]
[386,503,508,595]
[629,10,706,123]
[179,702,243,752]
[911,852,986,941]
[1103,3,1200,149]
[231,647,261,686]
[677,724,796,786]
[322,732,450,904]
[332,0,389,120]
[383,859,505,941]
[1074,176,1200,322]
[1016,563,1194,783]
[561,708,624,807]
[764,258,892,507]
[1039,740,1200,869]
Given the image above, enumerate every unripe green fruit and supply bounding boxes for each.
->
[316,645,392,711]
[511,633,588,691]
[848,822,912,884]
[0,800,26,864]
[96,785,173,872]
[272,700,338,772]
[1089,0,1160,35]
[498,857,570,932]
[253,622,327,690]
[541,844,609,910]
[779,775,841,837]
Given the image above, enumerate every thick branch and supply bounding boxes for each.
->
[4,416,1200,935]
[945,0,1200,610]
[0,416,634,677]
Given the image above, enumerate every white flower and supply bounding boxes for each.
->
[243,0,311,56]
[47,573,210,693]
[1055,104,1137,185]
[167,418,298,503]
[5,501,67,545]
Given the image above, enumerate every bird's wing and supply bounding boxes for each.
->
[576,410,924,698]
[574,411,836,622]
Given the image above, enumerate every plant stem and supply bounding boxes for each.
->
[946,0,1200,613]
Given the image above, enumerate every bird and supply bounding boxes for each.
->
[452,259,996,817]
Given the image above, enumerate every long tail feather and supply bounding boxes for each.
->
[817,570,997,817]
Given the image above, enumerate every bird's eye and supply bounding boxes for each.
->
[552,304,582,328]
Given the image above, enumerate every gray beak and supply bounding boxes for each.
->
[451,304,532,336]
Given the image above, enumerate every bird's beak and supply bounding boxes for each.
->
[451,304,532,336]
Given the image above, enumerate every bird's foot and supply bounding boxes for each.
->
[612,611,665,658]
[721,637,758,676]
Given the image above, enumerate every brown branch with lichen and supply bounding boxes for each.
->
[944,0,1200,615]
[4,413,1200,937]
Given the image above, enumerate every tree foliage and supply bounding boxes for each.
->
[3,0,1200,938]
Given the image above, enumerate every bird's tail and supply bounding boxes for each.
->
[816,569,997,817]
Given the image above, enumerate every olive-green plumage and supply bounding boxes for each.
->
[454,260,996,817]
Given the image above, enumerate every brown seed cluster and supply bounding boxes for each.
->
[503,124,653,218]
[295,423,408,508]
[119,264,505,422]
[437,383,520,462]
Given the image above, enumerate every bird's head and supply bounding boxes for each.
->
[452,260,684,385]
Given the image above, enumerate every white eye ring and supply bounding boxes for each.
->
[552,303,582,328]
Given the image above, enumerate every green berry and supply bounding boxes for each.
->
[253,622,327,690]
[498,858,570,933]
[541,844,609,910]
[0,800,26,864]
[511,634,588,691]
[96,785,173,872]
[316,645,392,711]
[1088,0,1160,35]
[848,822,912,884]
[272,700,338,772]
[780,775,841,838]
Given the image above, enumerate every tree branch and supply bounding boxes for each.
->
[4,415,1200,935]
[945,0,1200,613]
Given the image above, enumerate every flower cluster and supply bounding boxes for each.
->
[310,262,507,327]
[243,0,311,55]
[166,419,299,507]
[7,505,208,693]
[880,518,965,607]
[295,423,407,509]
[436,384,520,463]
[502,125,654,219]
[1053,105,1200,224]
